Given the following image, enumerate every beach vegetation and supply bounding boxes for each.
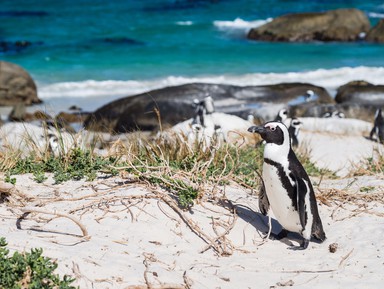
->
[360,186,375,193]
[297,153,337,178]
[350,148,384,176]
[0,130,331,209]
[0,237,77,289]
[5,148,119,184]
[115,133,266,208]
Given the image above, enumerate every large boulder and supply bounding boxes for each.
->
[318,80,384,122]
[366,19,384,42]
[290,103,378,122]
[247,8,370,42]
[335,80,384,105]
[84,82,333,133]
[0,61,42,106]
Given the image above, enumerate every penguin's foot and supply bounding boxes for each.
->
[275,229,289,240]
[288,239,309,250]
[264,229,288,240]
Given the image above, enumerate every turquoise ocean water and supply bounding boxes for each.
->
[2,0,384,112]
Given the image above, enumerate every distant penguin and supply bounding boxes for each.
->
[322,111,345,118]
[322,112,332,118]
[212,124,226,147]
[288,118,302,148]
[333,111,345,118]
[192,99,205,126]
[305,90,315,102]
[192,95,215,127]
[274,108,288,122]
[370,108,384,143]
[187,123,203,147]
[248,121,326,249]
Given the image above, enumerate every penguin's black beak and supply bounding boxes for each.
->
[248,125,265,134]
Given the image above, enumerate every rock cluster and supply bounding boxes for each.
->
[247,8,384,43]
[0,61,41,106]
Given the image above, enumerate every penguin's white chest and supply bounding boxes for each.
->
[263,162,302,233]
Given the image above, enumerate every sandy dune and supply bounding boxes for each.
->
[1,118,384,288]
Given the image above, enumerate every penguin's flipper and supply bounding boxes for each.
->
[293,177,308,231]
[258,182,270,216]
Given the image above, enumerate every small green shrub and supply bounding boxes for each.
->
[8,148,118,184]
[4,172,16,185]
[360,186,374,193]
[0,237,77,289]
[353,155,384,176]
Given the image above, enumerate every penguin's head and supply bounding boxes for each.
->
[277,108,288,121]
[305,90,315,101]
[248,121,288,145]
[290,118,302,129]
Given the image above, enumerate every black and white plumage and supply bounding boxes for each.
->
[322,111,345,118]
[370,108,384,143]
[248,121,326,249]
[288,118,302,148]
[192,95,215,127]
[305,90,315,102]
[274,108,288,122]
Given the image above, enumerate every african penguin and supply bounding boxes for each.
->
[322,110,345,118]
[192,95,215,127]
[274,108,288,122]
[288,118,302,148]
[333,111,345,118]
[305,90,315,102]
[322,112,332,118]
[248,121,326,249]
[247,114,255,124]
[370,108,384,143]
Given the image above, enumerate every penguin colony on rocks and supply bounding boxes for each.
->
[248,121,326,249]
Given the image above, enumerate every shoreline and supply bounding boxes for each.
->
[30,66,384,114]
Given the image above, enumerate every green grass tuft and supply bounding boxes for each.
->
[7,148,118,184]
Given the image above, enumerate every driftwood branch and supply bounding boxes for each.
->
[20,207,90,239]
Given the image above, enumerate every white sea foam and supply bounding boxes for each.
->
[213,17,272,35]
[176,20,193,26]
[35,66,384,113]
[37,66,384,100]
[368,12,384,18]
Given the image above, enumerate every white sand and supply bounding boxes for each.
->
[298,117,383,177]
[1,117,384,289]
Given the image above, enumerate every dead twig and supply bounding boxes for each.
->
[338,248,354,269]
[20,207,90,239]
[156,191,224,255]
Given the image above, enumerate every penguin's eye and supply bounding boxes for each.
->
[270,127,276,131]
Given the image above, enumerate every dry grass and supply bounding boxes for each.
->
[350,148,384,176]
[0,127,265,209]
